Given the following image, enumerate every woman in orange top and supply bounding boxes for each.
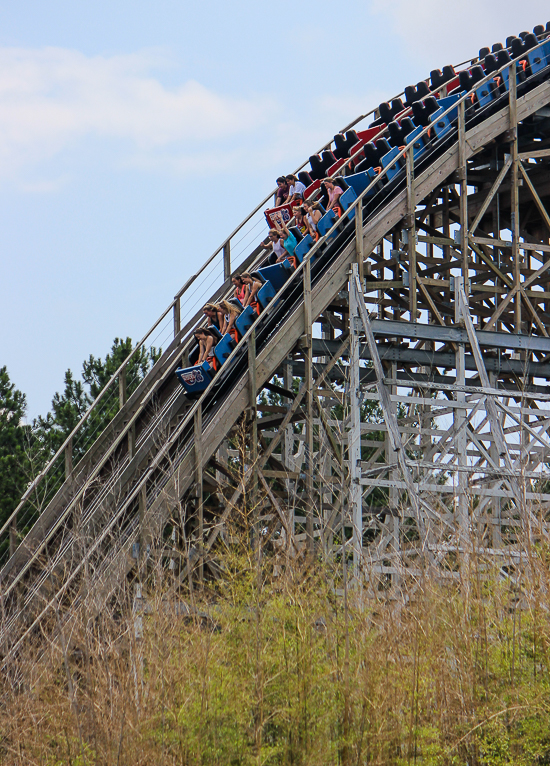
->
[293,206,309,236]
[194,328,218,370]
[232,275,249,306]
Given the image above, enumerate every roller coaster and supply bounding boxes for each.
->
[3,23,550,669]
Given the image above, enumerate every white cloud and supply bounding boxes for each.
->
[317,92,388,124]
[0,46,277,186]
[18,175,70,193]
[0,45,387,191]
[370,0,549,68]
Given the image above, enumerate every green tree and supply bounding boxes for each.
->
[0,366,30,529]
[34,337,160,467]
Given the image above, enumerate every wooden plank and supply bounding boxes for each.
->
[360,477,550,501]
[417,234,455,246]
[472,235,550,253]
[365,280,405,290]
[518,148,550,160]
[471,235,513,248]
[417,277,451,288]
[262,469,300,479]
[194,404,204,581]
[474,285,550,299]
[458,99,469,294]
[223,241,231,281]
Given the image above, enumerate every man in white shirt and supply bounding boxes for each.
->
[285,174,307,205]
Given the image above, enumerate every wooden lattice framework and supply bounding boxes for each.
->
[4,63,550,667]
[186,89,550,588]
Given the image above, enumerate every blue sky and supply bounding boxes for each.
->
[1,0,548,419]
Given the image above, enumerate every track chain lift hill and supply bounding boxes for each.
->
[3,25,550,663]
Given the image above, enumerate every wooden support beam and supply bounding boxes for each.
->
[194,405,203,582]
[518,148,550,160]
[64,438,73,481]
[355,195,364,284]
[469,155,512,235]
[510,71,521,332]
[119,367,127,409]
[9,518,17,557]
[173,298,181,338]
[223,241,231,281]
[468,239,513,289]
[304,258,314,556]
[258,470,297,552]
[128,424,136,460]
[469,235,550,253]
[520,287,549,337]
[349,265,363,571]
[458,100,469,295]
[406,146,417,319]
[138,484,148,565]
[457,286,527,514]
[353,272,439,541]
[249,328,259,552]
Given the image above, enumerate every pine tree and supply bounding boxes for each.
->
[34,337,160,465]
[0,367,30,529]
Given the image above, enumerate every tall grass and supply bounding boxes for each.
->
[2,527,550,766]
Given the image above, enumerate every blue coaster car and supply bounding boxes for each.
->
[176,361,213,396]
[345,167,379,197]
[528,40,550,75]
[295,233,314,264]
[405,126,428,161]
[339,186,357,220]
[475,79,500,108]
[256,279,276,309]
[214,333,236,367]
[235,305,257,337]
[257,261,293,291]
[429,92,466,139]
[380,146,404,182]
[317,209,338,239]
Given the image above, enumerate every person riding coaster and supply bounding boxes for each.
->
[193,328,219,371]
[239,272,263,315]
[323,178,344,218]
[271,214,298,268]
[302,199,323,241]
[203,302,221,329]
[216,299,242,343]
[232,275,249,306]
